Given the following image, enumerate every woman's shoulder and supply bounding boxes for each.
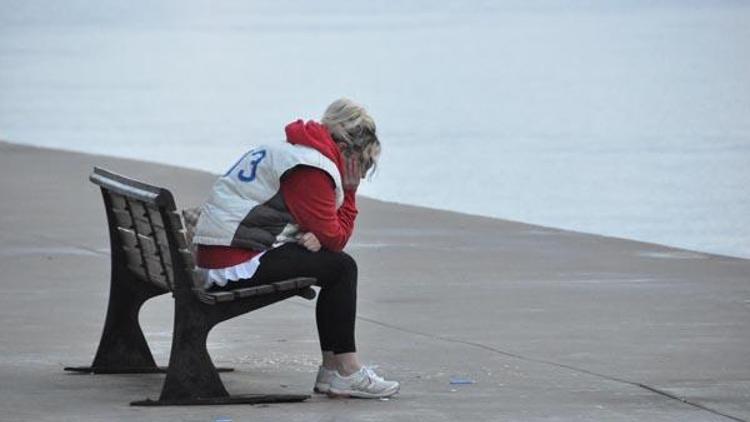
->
[283,165,336,188]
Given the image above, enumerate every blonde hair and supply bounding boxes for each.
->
[322,98,380,176]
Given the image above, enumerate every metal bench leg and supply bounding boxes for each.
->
[64,277,233,374]
[65,274,164,374]
[131,295,308,406]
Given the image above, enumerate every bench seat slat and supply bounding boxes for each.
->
[133,218,154,236]
[143,255,167,276]
[159,245,172,266]
[117,228,138,248]
[127,200,147,219]
[138,234,159,257]
[274,277,317,291]
[154,227,187,250]
[234,285,275,298]
[122,245,171,290]
[210,291,235,303]
[145,206,183,231]
[138,217,165,230]
[126,263,169,290]
[112,209,133,228]
[146,207,164,228]
[143,255,171,280]
[122,246,144,266]
[109,193,128,210]
[194,277,317,305]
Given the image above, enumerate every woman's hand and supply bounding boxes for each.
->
[298,232,322,252]
[342,154,362,191]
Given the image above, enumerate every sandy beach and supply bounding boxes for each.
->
[0,140,748,421]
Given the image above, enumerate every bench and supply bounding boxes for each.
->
[66,167,317,406]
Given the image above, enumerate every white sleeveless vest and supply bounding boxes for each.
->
[193,143,344,250]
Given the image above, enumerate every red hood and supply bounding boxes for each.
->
[285,119,344,174]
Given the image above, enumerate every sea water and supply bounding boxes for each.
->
[1,0,748,258]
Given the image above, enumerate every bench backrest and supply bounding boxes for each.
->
[90,167,198,294]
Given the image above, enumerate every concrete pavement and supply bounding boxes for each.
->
[1,141,748,421]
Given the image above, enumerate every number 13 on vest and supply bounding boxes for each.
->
[223,149,267,182]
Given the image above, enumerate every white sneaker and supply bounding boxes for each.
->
[314,366,336,394]
[328,367,400,399]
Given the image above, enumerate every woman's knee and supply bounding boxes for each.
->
[339,251,358,272]
[332,251,358,286]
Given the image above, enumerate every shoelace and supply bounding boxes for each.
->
[363,366,386,383]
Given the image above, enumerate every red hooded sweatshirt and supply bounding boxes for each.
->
[196,120,358,269]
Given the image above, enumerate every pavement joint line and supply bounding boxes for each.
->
[455,340,748,422]
[293,301,746,422]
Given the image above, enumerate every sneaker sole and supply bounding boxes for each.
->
[327,384,399,399]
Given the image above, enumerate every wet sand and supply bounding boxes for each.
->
[0,140,748,421]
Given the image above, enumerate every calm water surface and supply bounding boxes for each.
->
[1,0,749,258]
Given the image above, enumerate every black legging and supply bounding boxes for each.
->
[209,243,358,354]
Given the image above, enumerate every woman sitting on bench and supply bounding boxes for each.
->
[192,98,399,399]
